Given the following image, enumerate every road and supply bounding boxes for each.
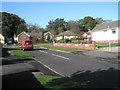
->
[26,46,118,77]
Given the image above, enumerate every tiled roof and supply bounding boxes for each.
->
[28,33,42,37]
[57,31,77,37]
[92,20,120,32]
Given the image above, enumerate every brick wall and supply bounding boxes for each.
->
[18,33,30,44]
[53,42,96,50]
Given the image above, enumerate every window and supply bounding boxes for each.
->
[22,36,26,39]
[112,29,116,34]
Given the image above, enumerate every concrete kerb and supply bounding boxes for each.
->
[31,57,65,77]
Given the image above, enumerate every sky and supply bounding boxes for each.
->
[1,2,118,28]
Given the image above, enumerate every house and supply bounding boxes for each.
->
[28,33,42,43]
[91,20,120,43]
[82,31,92,41]
[56,31,78,40]
[0,34,5,44]
[44,32,54,41]
[17,31,42,44]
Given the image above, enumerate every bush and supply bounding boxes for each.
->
[65,39,71,43]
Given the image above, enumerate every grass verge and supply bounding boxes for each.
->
[41,46,79,52]
[96,43,120,48]
[113,59,120,62]
[12,48,32,58]
[36,75,83,89]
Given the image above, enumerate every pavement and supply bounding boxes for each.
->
[1,48,59,89]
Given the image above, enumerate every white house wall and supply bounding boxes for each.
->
[92,27,119,41]
[56,36,77,40]
[0,34,5,44]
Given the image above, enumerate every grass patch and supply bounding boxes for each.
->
[96,43,120,48]
[113,59,120,62]
[12,48,32,58]
[36,75,83,89]
[41,46,79,52]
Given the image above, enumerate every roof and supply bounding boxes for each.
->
[57,31,77,37]
[17,31,30,37]
[92,20,120,32]
[44,32,53,36]
[17,31,42,37]
[0,34,4,38]
[28,33,42,37]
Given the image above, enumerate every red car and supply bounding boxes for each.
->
[20,40,33,51]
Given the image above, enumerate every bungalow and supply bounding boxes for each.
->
[17,31,42,44]
[56,31,78,40]
[44,32,54,41]
[91,20,120,43]
[82,31,92,41]
[0,34,5,44]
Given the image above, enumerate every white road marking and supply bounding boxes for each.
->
[33,59,65,77]
[39,50,70,60]
[52,54,70,60]
[39,50,48,54]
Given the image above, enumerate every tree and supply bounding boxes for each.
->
[1,12,25,38]
[46,18,69,35]
[78,16,98,31]
[26,23,43,33]
[68,20,81,34]
[47,34,50,41]
[95,17,104,24]
[16,24,27,35]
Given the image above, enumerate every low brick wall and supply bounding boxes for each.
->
[53,42,96,50]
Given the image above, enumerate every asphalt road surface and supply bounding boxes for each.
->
[26,46,118,77]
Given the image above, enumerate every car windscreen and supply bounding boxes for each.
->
[25,41,32,45]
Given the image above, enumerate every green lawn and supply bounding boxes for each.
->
[113,59,120,62]
[41,46,79,52]
[36,75,83,89]
[96,43,120,48]
[12,48,32,58]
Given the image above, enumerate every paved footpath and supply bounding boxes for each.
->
[2,48,59,89]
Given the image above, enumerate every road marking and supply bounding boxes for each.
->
[32,59,65,77]
[52,54,70,60]
[39,50,48,54]
[39,50,70,60]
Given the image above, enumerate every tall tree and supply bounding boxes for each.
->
[26,23,43,33]
[46,18,69,35]
[68,20,81,34]
[16,24,27,35]
[95,17,104,24]
[1,12,25,38]
[78,16,98,31]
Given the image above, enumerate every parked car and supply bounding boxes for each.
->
[19,40,33,51]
